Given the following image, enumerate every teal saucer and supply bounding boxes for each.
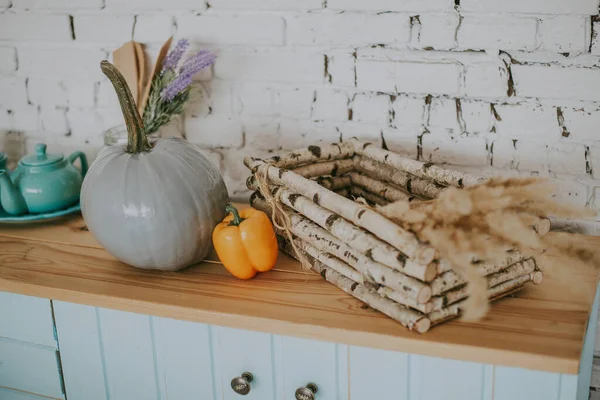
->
[0,202,81,224]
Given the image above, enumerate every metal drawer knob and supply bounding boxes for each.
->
[295,383,318,400]
[231,372,253,395]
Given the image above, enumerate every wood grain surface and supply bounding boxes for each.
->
[0,205,598,374]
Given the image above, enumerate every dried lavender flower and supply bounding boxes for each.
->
[162,39,189,73]
[160,74,193,102]
[179,50,216,76]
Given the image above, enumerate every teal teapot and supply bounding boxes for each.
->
[0,144,88,215]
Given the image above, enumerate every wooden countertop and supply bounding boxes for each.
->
[0,205,598,374]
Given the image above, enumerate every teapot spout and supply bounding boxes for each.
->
[0,170,28,215]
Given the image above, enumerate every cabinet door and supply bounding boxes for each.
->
[212,326,275,400]
[349,346,493,400]
[274,336,348,400]
[53,302,216,400]
[0,292,56,348]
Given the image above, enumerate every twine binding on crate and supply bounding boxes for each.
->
[244,138,597,333]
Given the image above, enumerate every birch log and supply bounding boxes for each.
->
[293,159,354,178]
[431,258,537,296]
[255,186,436,281]
[278,237,431,333]
[245,159,436,264]
[315,176,352,191]
[244,141,355,170]
[437,250,526,274]
[350,186,389,206]
[350,138,484,188]
[252,195,432,303]
[429,274,531,325]
[348,172,417,202]
[353,156,444,199]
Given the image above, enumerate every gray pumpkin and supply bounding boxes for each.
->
[81,61,229,271]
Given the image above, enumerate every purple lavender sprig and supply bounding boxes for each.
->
[160,50,216,102]
[143,40,216,135]
[161,39,189,73]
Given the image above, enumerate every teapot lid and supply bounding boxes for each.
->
[21,143,64,167]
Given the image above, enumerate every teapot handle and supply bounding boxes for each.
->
[67,151,88,178]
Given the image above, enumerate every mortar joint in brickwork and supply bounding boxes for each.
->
[556,107,570,138]
[69,15,76,40]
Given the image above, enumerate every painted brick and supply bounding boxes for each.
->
[589,147,600,179]
[457,16,538,50]
[540,16,590,54]
[74,15,133,43]
[592,18,600,56]
[381,127,418,157]
[277,87,314,119]
[95,107,124,135]
[490,136,517,169]
[337,121,384,144]
[105,0,206,10]
[0,0,8,7]
[133,16,173,43]
[352,93,390,124]
[0,106,40,132]
[548,178,589,207]
[278,120,340,149]
[427,97,462,134]
[515,139,548,172]
[418,13,460,50]
[28,79,95,108]
[391,96,425,129]
[288,13,410,46]
[494,104,559,139]
[422,133,488,165]
[0,47,17,72]
[313,89,349,121]
[19,47,106,78]
[186,84,211,117]
[327,0,453,12]
[158,115,184,139]
[0,77,28,106]
[185,115,243,148]
[216,51,323,83]
[461,0,598,15]
[561,108,600,141]
[548,141,587,175]
[210,0,322,9]
[66,109,102,139]
[464,62,509,98]
[512,65,600,101]
[244,118,281,150]
[177,15,284,46]
[233,84,276,117]
[0,14,72,41]
[356,59,461,95]
[461,100,492,133]
[12,0,102,8]
[200,80,233,115]
[39,107,69,135]
[327,51,355,87]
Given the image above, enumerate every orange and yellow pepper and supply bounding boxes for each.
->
[212,203,279,279]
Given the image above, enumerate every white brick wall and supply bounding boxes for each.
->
[0,0,600,219]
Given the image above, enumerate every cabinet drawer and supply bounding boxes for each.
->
[213,326,276,400]
[275,336,347,400]
[0,338,64,399]
[0,292,56,348]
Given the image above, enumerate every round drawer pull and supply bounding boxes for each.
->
[295,382,318,400]
[231,372,253,395]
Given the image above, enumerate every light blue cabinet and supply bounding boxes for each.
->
[0,290,598,400]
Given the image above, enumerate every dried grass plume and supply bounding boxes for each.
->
[378,176,598,321]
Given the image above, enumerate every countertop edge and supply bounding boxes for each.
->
[0,278,581,375]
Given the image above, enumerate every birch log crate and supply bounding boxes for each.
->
[244,138,548,334]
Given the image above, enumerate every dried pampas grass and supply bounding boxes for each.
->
[378,176,598,321]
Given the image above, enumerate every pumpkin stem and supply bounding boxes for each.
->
[226,203,244,226]
[100,60,151,154]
